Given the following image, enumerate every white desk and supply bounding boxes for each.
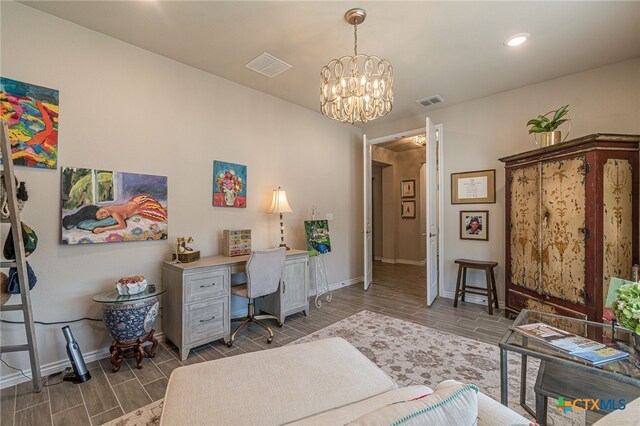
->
[162,249,309,360]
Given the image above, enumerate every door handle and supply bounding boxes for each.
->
[429,233,436,237]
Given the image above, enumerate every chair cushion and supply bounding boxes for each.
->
[346,380,479,426]
[161,337,398,426]
[230,283,248,298]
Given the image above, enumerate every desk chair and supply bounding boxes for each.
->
[228,247,286,347]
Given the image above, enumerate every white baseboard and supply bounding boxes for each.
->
[440,291,504,309]
[381,258,425,266]
[308,276,361,296]
[396,259,426,266]
[1,332,164,389]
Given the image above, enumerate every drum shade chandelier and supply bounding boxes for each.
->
[320,8,393,124]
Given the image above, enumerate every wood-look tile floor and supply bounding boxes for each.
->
[2,262,513,426]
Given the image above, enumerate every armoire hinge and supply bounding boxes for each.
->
[579,162,590,174]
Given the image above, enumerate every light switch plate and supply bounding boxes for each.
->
[326,213,334,221]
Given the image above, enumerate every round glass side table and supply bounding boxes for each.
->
[93,287,166,372]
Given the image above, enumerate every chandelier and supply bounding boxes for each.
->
[411,134,426,147]
[320,8,393,124]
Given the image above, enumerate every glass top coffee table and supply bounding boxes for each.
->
[499,310,640,417]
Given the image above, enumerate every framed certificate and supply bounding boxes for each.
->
[451,169,496,204]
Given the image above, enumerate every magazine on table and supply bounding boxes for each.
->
[574,347,629,366]
[515,322,605,353]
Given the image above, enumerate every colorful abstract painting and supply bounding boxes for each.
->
[61,167,168,245]
[213,160,246,208]
[1,77,59,169]
[304,220,332,257]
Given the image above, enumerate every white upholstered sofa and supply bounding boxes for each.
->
[161,337,532,425]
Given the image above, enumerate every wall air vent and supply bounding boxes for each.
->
[245,52,292,78]
[416,95,444,107]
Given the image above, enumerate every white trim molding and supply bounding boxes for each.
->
[440,291,505,309]
[380,258,426,266]
[1,332,165,389]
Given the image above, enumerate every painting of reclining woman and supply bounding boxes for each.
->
[61,167,168,244]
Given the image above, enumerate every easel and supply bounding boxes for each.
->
[313,254,332,308]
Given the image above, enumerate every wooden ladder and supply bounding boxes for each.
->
[0,119,42,392]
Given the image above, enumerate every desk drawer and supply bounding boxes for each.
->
[185,270,228,302]
[186,299,226,345]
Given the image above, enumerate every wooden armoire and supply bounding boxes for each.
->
[499,134,639,322]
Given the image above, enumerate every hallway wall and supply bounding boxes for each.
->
[372,145,425,264]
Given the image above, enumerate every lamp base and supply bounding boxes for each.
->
[279,243,291,251]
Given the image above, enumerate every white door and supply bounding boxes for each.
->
[425,118,439,305]
[363,135,373,290]
[362,135,373,290]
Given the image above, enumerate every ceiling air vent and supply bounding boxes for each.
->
[245,52,292,78]
[416,95,444,107]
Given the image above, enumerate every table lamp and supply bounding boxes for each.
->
[268,186,293,250]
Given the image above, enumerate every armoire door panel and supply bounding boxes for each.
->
[602,159,634,302]
[509,164,540,292]
[540,157,586,305]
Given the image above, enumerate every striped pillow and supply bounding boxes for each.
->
[347,380,479,426]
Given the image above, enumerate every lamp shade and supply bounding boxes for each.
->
[268,187,293,214]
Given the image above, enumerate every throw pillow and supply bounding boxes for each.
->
[347,380,479,426]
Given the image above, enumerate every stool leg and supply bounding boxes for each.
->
[485,267,493,315]
[453,265,462,307]
[490,266,499,308]
[461,267,467,302]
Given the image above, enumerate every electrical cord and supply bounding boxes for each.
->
[0,357,66,387]
[0,317,102,325]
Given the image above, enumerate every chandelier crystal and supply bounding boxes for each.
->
[412,134,426,147]
[320,8,393,124]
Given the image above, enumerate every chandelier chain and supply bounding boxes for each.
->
[354,22,358,56]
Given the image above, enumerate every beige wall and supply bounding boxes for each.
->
[372,146,425,263]
[367,57,640,304]
[0,2,363,383]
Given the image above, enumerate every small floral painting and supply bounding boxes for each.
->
[213,160,247,208]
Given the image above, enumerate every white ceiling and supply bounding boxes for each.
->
[21,1,640,129]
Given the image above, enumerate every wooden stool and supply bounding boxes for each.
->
[453,259,499,315]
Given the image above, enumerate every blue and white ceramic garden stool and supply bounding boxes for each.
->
[93,287,166,372]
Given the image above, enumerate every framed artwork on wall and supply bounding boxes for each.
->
[451,169,496,204]
[1,77,60,169]
[460,210,489,241]
[401,179,415,198]
[61,167,168,245]
[213,160,247,208]
[401,200,416,219]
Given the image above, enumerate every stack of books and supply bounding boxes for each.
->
[515,323,629,366]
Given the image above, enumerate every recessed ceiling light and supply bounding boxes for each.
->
[504,33,530,47]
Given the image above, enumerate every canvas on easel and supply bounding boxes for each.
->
[304,220,332,308]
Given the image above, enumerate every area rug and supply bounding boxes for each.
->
[105,310,582,425]
[293,310,582,426]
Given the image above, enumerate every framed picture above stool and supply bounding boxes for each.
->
[460,210,488,241]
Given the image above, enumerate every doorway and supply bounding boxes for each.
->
[363,119,444,306]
